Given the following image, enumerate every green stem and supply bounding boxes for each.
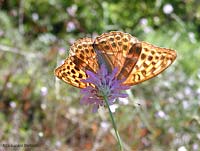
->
[103,95,123,151]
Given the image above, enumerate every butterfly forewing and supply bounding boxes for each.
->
[69,38,99,72]
[94,31,139,75]
[123,41,177,85]
[55,38,99,88]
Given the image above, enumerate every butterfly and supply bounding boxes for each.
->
[55,31,177,88]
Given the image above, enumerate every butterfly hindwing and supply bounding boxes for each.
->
[123,41,177,85]
[55,56,88,88]
[117,43,143,80]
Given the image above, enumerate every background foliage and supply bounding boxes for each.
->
[0,0,200,151]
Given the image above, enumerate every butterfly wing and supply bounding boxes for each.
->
[54,38,99,88]
[123,41,177,85]
[94,31,176,86]
[55,31,177,88]
[93,31,139,75]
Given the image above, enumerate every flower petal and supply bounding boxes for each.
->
[80,64,130,112]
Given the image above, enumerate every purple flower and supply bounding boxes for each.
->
[80,64,130,112]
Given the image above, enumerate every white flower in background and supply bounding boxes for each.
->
[10,101,17,108]
[197,133,200,140]
[140,18,148,26]
[7,82,12,88]
[143,27,153,33]
[193,143,199,151]
[141,137,150,146]
[178,146,187,151]
[182,134,191,143]
[56,140,62,147]
[38,132,44,137]
[176,92,184,100]
[139,18,152,33]
[41,103,47,110]
[118,97,129,105]
[110,104,119,113]
[156,110,167,119]
[188,78,194,86]
[68,38,76,44]
[196,88,200,94]
[67,5,77,16]
[188,32,196,43]
[163,3,173,14]
[66,21,76,32]
[100,121,110,131]
[182,101,189,109]
[58,47,66,55]
[184,87,192,95]
[38,33,56,44]
[41,86,48,96]
[32,13,39,21]
[168,127,175,133]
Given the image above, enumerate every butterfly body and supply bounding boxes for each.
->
[55,31,176,88]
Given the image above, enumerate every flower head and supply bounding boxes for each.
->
[80,64,130,112]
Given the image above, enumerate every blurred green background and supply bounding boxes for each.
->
[0,0,200,151]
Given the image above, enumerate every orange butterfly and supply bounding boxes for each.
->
[55,31,176,88]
